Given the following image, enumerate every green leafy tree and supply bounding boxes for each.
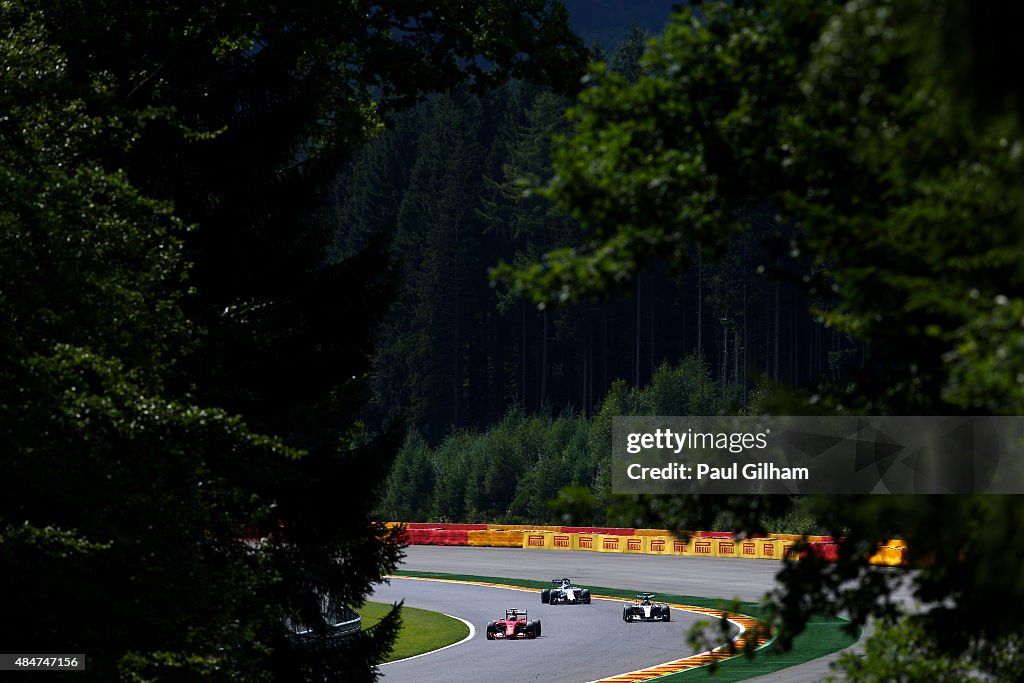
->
[500,0,1024,676]
[2,0,588,679]
[0,9,309,679]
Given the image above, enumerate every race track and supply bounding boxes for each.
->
[396,545,786,602]
[374,546,916,682]
[372,577,706,683]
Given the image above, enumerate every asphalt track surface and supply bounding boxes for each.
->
[372,577,706,682]
[381,546,917,682]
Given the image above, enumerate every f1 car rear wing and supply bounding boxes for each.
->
[505,608,528,620]
[552,578,572,585]
[635,593,656,600]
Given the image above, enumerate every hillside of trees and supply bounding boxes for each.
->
[378,355,714,524]
[331,28,860,443]
[366,0,1024,678]
[9,0,1024,680]
[493,1,1024,679]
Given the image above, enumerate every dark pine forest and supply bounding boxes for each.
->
[9,0,1024,679]
[336,9,860,523]
[335,88,854,434]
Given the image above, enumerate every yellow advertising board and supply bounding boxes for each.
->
[712,538,738,559]
[690,537,716,557]
[623,536,646,553]
[595,534,625,553]
[757,538,787,560]
[522,531,552,549]
[737,539,761,559]
[643,536,673,555]
[550,532,574,551]
[468,530,524,547]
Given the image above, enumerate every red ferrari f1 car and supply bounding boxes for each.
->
[485,608,542,640]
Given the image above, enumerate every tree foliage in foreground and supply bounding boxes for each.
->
[0,0,587,680]
[501,0,1024,678]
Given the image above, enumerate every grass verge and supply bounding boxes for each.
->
[392,570,859,680]
[359,600,469,663]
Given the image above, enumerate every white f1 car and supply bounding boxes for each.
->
[622,593,671,622]
[541,578,591,605]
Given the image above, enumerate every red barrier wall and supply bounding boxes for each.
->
[403,523,488,531]
[806,542,840,561]
[560,527,635,535]
[395,529,470,545]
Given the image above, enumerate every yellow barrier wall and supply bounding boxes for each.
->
[690,537,716,557]
[738,539,760,559]
[645,537,666,554]
[623,536,645,553]
[758,538,786,560]
[550,532,574,551]
[467,530,524,547]
[522,531,552,549]
[639,536,690,555]
[489,524,562,532]
[595,534,625,553]
[713,538,738,559]
[770,533,832,543]
[391,522,907,563]
[869,545,906,566]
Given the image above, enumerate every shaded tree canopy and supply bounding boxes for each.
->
[0,0,587,680]
[499,0,1024,678]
